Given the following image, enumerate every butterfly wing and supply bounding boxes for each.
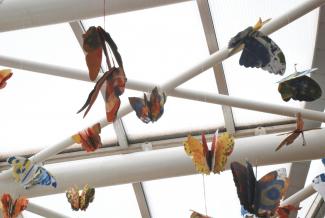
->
[79,185,95,211]
[230,161,256,214]
[277,68,318,84]
[7,156,33,185]
[148,87,166,122]
[83,26,103,81]
[183,135,210,175]
[78,123,102,152]
[240,31,285,75]
[312,173,325,200]
[276,205,300,218]
[29,166,57,188]
[66,187,80,211]
[228,27,254,49]
[190,210,212,218]
[1,194,12,218]
[212,132,234,174]
[129,95,150,123]
[12,197,28,218]
[0,69,13,89]
[256,168,288,217]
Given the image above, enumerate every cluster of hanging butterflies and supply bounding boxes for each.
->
[1,194,28,218]
[183,130,234,175]
[66,185,95,211]
[72,123,102,152]
[231,161,289,217]
[7,156,57,189]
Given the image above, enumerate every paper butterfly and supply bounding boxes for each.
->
[277,67,322,102]
[7,156,57,189]
[1,194,28,218]
[129,87,167,123]
[228,18,285,75]
[231,161,289,217]
[312,173,325,200]
[184,131,234,175]
[0,69,13,89]
[190,210,212,218]
[72,123,102,152]
[66,185,95,211]
[79,26,127,122]
[275,205,300,218]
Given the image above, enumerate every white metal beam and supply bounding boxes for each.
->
[27,201,71,218]
[196,0,235,133]
[0,0,189,32]
[1,127,325,198]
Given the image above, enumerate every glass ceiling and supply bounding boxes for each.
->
[0,0,322,217]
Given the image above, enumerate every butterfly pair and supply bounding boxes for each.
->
[72,123,102,152]
[277,67,322,102]
[79,26,127,122]
[183,131,234,175]
[231,161,289,217]
[0,69,12,89]
[7,156,57,189]
[229,18,285,75]
[1,194,28,218]
[66,185,95,211]
[129,87,167,123]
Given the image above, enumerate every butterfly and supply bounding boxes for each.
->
[0,69,13,89]
[183,131,234,175]
[228,18,285,75]
[230,161,289,217]
[72,123,102,152]
[190,210,212,218]
[312,173,325,200]
[129,87,167,123]
[7,156,57,189]
[277,67,322,102]
[1,194,28,218]
[79,26,127,122]
[275,205,300,218]
[66,185,95,211]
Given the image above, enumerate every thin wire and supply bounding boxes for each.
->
[202,174,208,216]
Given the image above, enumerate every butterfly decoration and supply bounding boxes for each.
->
[275,205,300,218]
[230,161,289,217]
[277,67,322,102]
[190,210,212,218]
[228,18,285,75]
[7,156,57,189]
[72,123,102,152]
[78,26,127,122]
[275,113,317,151]
[129,87,167,123]
[1,194,28,218]
[183,130,234,175]
[312,173,325,200]
[66,184,95,211]
[0,69,13,89]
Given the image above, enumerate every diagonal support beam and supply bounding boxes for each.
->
[26,201,72,218]
[196,0,235,133]
[132,182,151,218]
[0,0,324,182]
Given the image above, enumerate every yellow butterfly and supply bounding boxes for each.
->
[184,131,234,175]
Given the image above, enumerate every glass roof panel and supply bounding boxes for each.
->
[0,23,87,70]
[23,184,141,218]
[0,68,117,155]
[143,163,290,217]
[209,0,319,126]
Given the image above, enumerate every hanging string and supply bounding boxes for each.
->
[202,174,208,216]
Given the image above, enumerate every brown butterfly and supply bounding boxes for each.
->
[66,185,95,211]
[1,193,28,218]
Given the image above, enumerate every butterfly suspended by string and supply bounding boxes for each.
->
[0,69,13,89]
[277,65,322,102]
[275,205,300,218]
[183,130,235,175]
[7,156,57,189]
[228,18,286,75]
[66,184,95,211]
[190,210,212,218]
[129,87,167,123]
[231,161,289,218]
[1,194,28,218]
[78,26,127,122]
[72,123,102,152]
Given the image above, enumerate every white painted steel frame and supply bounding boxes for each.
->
[27,202,71,218]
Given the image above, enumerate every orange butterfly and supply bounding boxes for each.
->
[184,131,234,175]
[72,123,102,152]
[1,194,28,218]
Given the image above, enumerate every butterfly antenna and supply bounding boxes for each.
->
[301,131,306,146]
